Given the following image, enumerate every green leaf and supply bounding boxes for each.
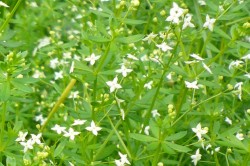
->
[237,41,250,49]
[11,80,33,93]
[130,133,158,142]
[164,141,191,153]
[165,131,187,141]
[88,35,111,42]
[0,81,10,101]
[11,78,38,84]
[95,145,116,160]
[123,18,147,25]
[54,139,67,157]
[206,42,220,53]
[116,34,144,44]
[162,143,176,154]
[214,27,231,40]
[6,156,16,166]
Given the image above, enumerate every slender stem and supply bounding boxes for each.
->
[41,79,77,132]
[0,0,23,34]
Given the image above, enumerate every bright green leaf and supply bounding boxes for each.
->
[130,133,158,142]
[116,34,144,44]
[165,131,187,141]
[164,141,191,153]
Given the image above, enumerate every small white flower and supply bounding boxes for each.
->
[84,53,101,65]
[144,126,150,135]
[190,53,204,61]
[63,52,71,59]
[166,73,172,80]
[106,76,122,93]
[152,109,160,118]
[63,128,80,140]
[0,1,9,7]
[234,82,243,100]
[20,139,34,152]
[192,123,208,140]
[86,121,102,136]
[51,124,66,134]
[225,117,232,125]
[54,71,63,80]
[198,0,206,6]
[244,73,250,78]
[115,160,124,166]
[236,133,244,141]
[144,81,153,89]
[116,64,133,77]
[118,152,131,165]
[30,133,42,145]
[202,62,212,74]
[203,15,216,31]
[142,33,157,44]
[69,91,79,99]
[229,60,244,70]
[127,54,139,61]
[182,14,195,29]
[166,2,184,24]
[215,147,220,152]
[50,58,59,69]
[16,131,28,142]
[120,109,125,120]
[156,42,173,52]
[241,53,250,60]
[191,149,202,166]
[185,80,199,89]
[69,61,75,73]
[72,119,86,126]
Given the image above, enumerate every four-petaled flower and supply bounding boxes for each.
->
[116,64,133,77]
[106,76,122,93]
[183,14,195,29]
[86,121,102,136]
[185,80,199,89]
[63,128,80,140]
[16,131,28,142]
[203,15,216,31]
[192,123,208,140]
[51,124,66,134]
[166,2,184,24]
[84,53,101,65]
[142,32,157,44]
[156,42,173,52]
[191,149,202,166]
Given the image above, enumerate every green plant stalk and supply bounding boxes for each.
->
[0,102,7,161]
[41,78,77,132]
[107,115,132,159]
[93,120,122,161]
[0,0,23,34]
[94,42,111,74]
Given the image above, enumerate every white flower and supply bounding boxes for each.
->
[116,64,133,77]
[84,53,101,65]
[115,160,124,166]
[127,54,139,61]
[51,124,66,134]
[144,126,150,135]
[54,71,63,80]
[191,149,202,166]
[142,33,157,44]
[202,62,212,74]
[118,152,130,165]
[229,60,244,70]
[50,58,59,69]
[106,76,122,93]
[69,91,79,99]
[244,73,250,78]
[63,52,71,59]
[236,133,244,141]
[203,15,216,31]
[63,128,80,140]
[166,2,184,24]
[166,73,172,80]
[225,117,232,125]
[120,109,125,120]
[16,131,28,142]
[86,121,102,136]
[152,109,160,118]
[72,119,86,126]
[69,61,75,73]
[182,14,195,29]
[144,81,153,89]
[0,1,9,7]
[156,42,173,52]
[241,53,250,60]
[32,70,45,78]
[185,80,199,89]
[190,53,204,61]
[192,123,208,140]
[30,133,42,145]
[215,147,220,152]
[234,82,243,100]
[20,139,34,152]
[198,0,206,6]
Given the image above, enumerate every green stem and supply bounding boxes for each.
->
[95,41,111,74]
[0,0,23,34]
[41,79,77,132]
